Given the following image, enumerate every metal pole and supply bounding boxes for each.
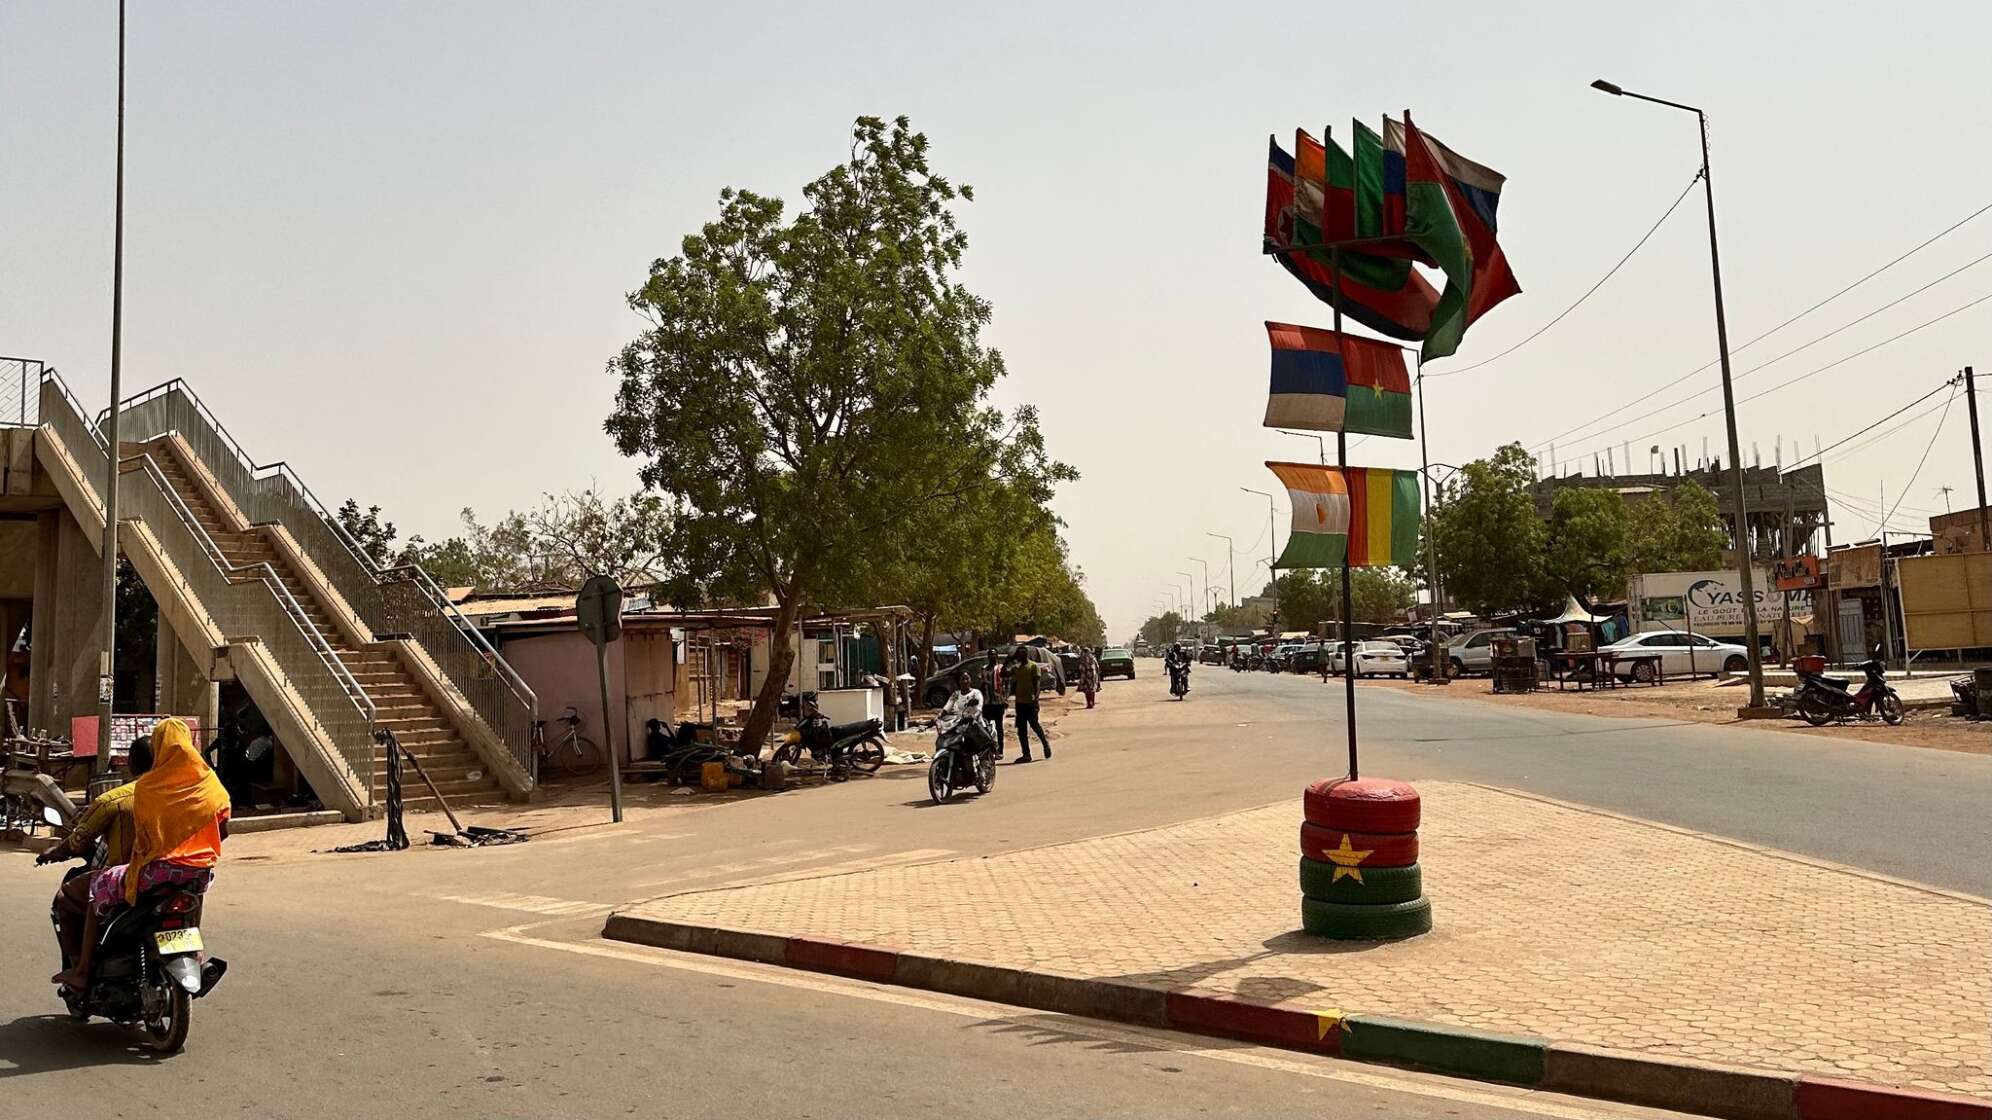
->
[96,0,128,771]
[1965,367,1988,549]
[595,639,624,823]
[1207,533,1235,608]
[1695,110,1767,708]
[1416,361,1444,682]
[1331,243,1359,779]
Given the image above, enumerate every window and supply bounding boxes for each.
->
[1466,633,1492,648]
[1638,634,1676,647]
[1689,635,1722,648]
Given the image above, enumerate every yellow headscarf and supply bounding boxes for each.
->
[125,718,230,903]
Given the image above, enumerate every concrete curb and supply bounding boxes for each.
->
[602,912,1990,1120]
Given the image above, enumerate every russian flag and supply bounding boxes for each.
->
[1266,138,1440,343]
[1263,322,1414,438]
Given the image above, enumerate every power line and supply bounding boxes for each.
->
[1529,199,1992,452]
[1550,293,1991,471]
[1875,387,1957,534]
[1789,375,1963,469]
[1426,170,1702,377]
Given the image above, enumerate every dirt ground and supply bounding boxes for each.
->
[1367,675,1991,755]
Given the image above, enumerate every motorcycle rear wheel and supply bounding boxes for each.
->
[1799,693,1835,727]
[928,756,951,804]
[142,983,190,1053]
[972,750,996,794]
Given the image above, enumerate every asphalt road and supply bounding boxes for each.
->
[1,668,1975,1116]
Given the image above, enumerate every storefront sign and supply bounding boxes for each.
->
[1826,543,1881,589]
[1772,554,1824,592]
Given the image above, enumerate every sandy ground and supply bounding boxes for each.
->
[1367,674,1991,754]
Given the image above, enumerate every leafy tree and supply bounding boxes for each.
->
[1139,611,1186,646]
[1543,488,1630,603]
[335,499,399,569]
[1427,443,1551,615]
[606,115,1063,750]
[1201,601,1269,632]
[1627,479,1728,572]
[1349,567,1417,623]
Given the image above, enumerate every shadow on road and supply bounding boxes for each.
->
[0,1014,177,1076]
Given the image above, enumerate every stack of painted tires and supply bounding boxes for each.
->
[1299,777,1432,940]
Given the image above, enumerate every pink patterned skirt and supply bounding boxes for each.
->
[88,861,213,915]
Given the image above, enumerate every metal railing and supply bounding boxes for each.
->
[100,379,538,778]
[38,373,378,798]
[2,356,45,427]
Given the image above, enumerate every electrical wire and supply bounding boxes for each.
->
[1874,386,1957,535]
[1548,294,1990,472]
[1425,170,1702,378]
[1788,376,1963,469]
[1529,199,1992,452]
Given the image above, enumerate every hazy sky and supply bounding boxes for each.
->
[5,2,1990,641]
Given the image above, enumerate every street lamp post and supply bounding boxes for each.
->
[1592,78,1768,712]
[1242,487,1279,626]
[96,0,130,770]
[1187,558,1210,618]
[1276,429,1328,465]
[1176,572,1198,635]
[1206,533,1235,608]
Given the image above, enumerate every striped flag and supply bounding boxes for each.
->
[1269,461,1421,569]
[1264,321,1413,438]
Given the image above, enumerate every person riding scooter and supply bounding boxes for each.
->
[40,737,154,972]
[1165,642,1192,697]
[50,719,230,993]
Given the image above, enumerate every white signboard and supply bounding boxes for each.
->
[1631,570,1812,636]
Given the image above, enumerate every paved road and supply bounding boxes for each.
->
[1,668,1974,1116]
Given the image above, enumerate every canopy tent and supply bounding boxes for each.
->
[1546,596,1611,625]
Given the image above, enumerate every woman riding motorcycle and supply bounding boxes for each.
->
[51,719,229,992]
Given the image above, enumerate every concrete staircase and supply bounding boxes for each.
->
[141,441,505,812]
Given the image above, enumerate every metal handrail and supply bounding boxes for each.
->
[100,378,538,712]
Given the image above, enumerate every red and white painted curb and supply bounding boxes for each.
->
[602,913,1989,1120]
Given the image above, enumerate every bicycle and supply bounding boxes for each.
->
[532,705,604,779]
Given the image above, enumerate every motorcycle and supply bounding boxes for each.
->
[1794,652,1904,727]
[1168,660,1191,700]
[34,806,226,1052]
[927,710,996,804]
[775,695,887,779]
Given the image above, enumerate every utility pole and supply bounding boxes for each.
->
[96,0,129,772]
[1206,533,1235,608]
[1965,366,1987,551]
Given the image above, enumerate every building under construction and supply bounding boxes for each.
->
[1534,463,1831,563]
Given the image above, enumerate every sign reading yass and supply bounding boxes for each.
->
[1630,570,1811,635]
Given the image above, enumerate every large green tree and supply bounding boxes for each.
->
[1627,479,1728,573]
[1427,443,1552,615]
[606,116,1063,749]
[1543,487,1631,603]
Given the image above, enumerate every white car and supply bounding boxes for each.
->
[1598,631,1751,681]
[1331,640,1410,678]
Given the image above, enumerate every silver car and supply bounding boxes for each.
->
[1445,628,1514,676]
[1599,631,1751,682]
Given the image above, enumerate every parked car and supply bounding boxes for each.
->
[919,647,1064,708]
[1446,628,1515,677]
[1598,630,1750,682]
[1342,639,1410,678]
[1286,642,1325,673]
[1056,647,1083,682]
[1098,647,1136,679]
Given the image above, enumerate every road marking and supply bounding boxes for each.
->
[530,829,693,847]
[484,927,1665,1120]
[629,843,876,888]
[431,891,614,917]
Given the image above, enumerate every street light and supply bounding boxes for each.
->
[1592,77,1767,712]
[95,0,131,770]
[1187,558,1210,617]
[1242,487,1279,624]
[1176,572,1197,628]
[1206,532,1235,607]
[1275,429,1327,465]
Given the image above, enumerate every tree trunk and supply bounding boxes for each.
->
[916,613,936,709]
[740,595,801,754]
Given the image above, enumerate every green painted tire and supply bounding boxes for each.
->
[1301,896,1433,941]
[1299,858,1422,904]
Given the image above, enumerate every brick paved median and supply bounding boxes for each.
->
[612,781,1990,1099]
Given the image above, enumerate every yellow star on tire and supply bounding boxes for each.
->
[1325,834,1373,883]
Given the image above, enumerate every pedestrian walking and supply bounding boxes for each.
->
[1010,648,1052,762]
[980,653,1009,759]
[1079,646,1101,709]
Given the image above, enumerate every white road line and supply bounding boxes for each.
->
[482,929,1663,1120]
[432,892,614,917]
[629,843,877,888]
[530,829,694,848]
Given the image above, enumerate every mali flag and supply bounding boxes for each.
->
[1268,461,1422,570]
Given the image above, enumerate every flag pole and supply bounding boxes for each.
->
[1327,127,1360,780]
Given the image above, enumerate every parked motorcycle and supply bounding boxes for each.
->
[34,806,225,1052]
[927,710,996,803]
[1794,652,1904,727]
[776,695,887,779]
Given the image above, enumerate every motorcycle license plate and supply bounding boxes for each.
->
[153,928,203,955]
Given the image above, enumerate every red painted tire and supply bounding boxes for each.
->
[1299,822,1418,868]
[1303,778,1421,832]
